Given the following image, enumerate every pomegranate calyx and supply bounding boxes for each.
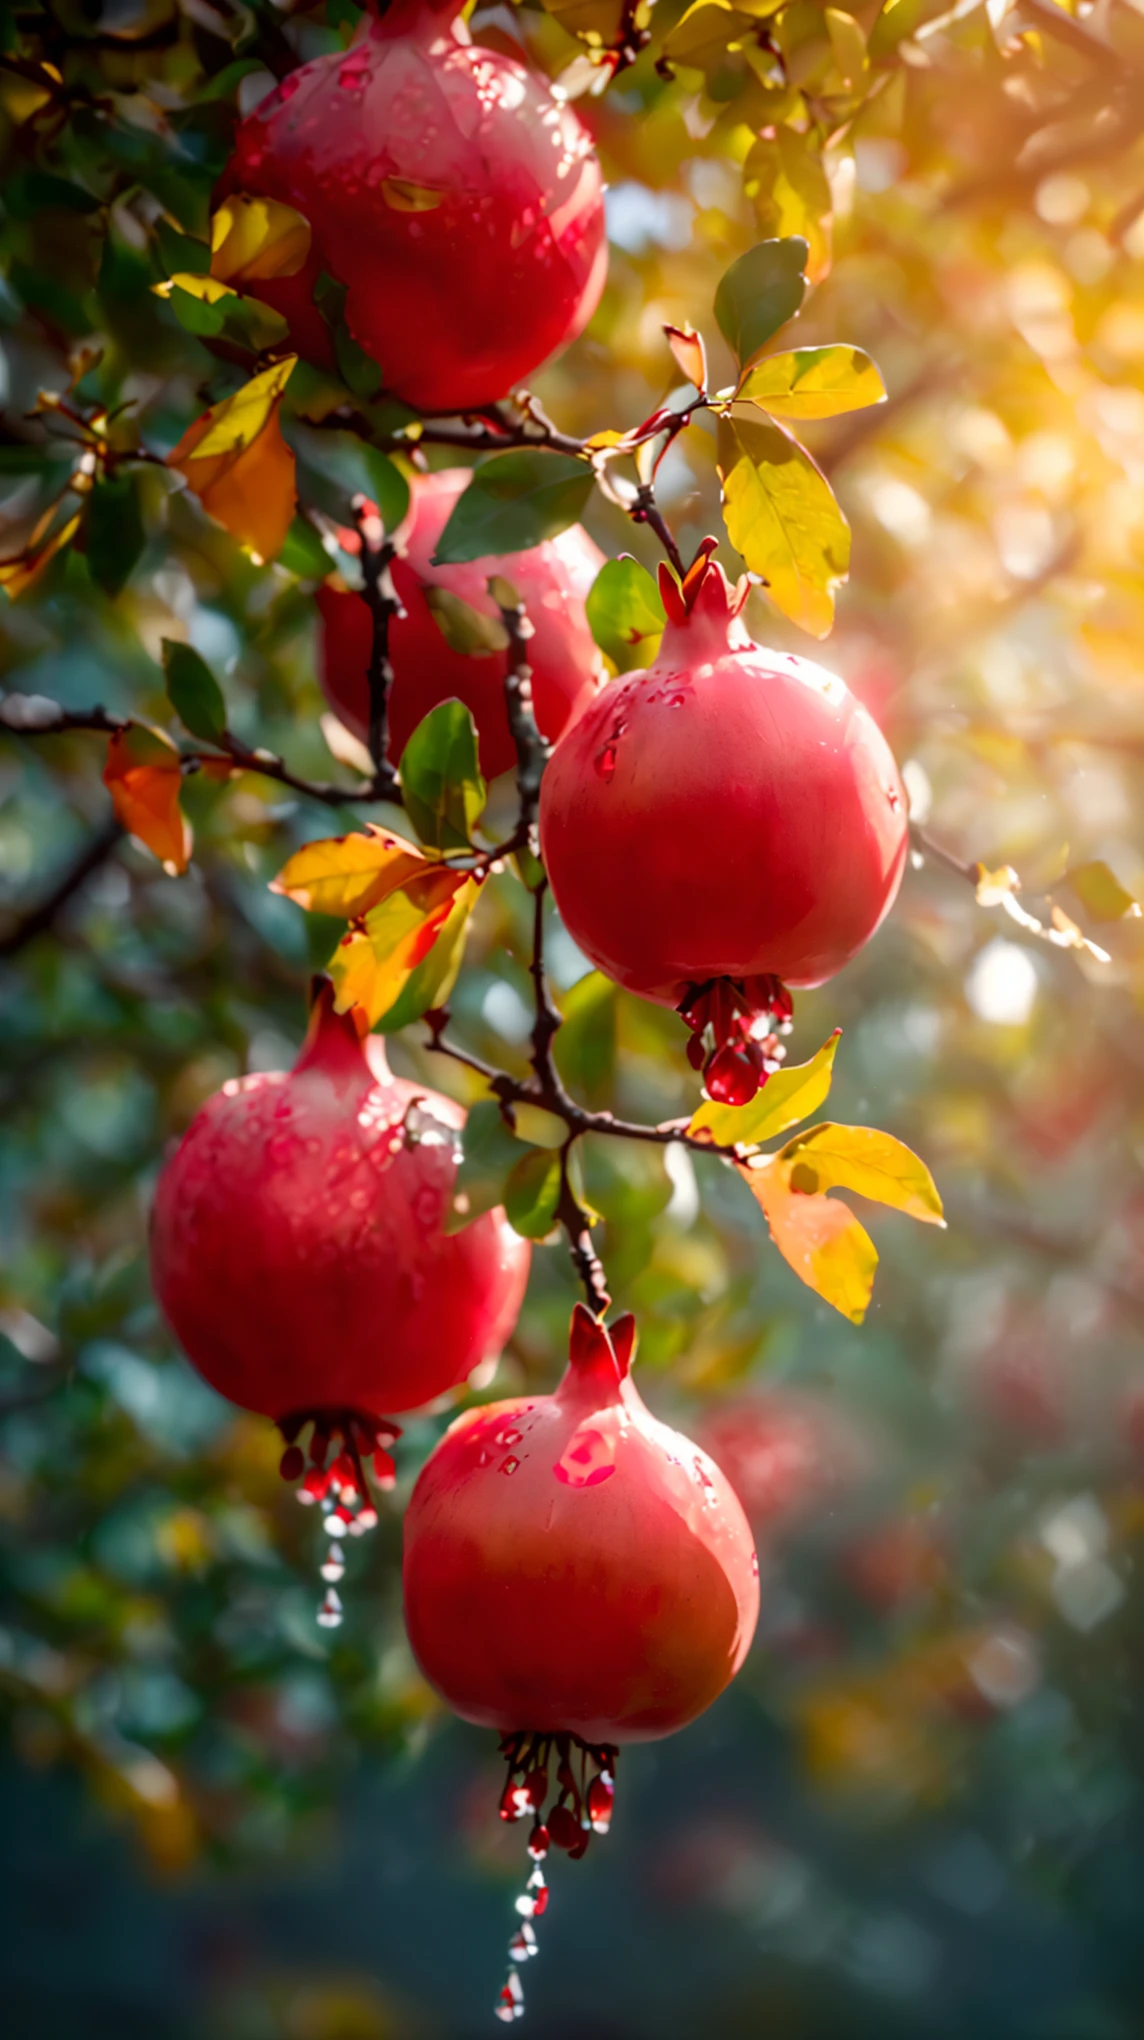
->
[658,546,753,658]
[294,975,372,1085]
[564,1303,636,1400]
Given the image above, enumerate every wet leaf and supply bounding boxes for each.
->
[210,194,311,283]
[432,451,594,564]
[271,826,452,920]
[736,346,886,419]
[102,725,191,875]
[689,1032,841,1146]
[399,701,487,853]
[776,1123,945,1225]
[713,238,808,372]
[504,1146,563,1241]
[717,409,850,637]
[585,557,665,672]
[161,639,227,744]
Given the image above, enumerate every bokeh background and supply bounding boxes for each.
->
[5,0,1144,2033]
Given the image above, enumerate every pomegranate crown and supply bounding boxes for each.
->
[658,541,751,648]
[563,1303,637,1400]
[293,975,373,1086]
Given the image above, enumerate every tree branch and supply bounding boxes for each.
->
[353,500,402,801]
[0,816,122,959]
[491,582,550,848]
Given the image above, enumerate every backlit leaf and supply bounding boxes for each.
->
[826,7,869,85]
[328,878,459,1027]
[713,238,808,372]
[585,557,665,672]
[664,322,708,391]
[504,1146,563,1241]
[1063,860,1142,922]
[187,359,297,461]
[162,639,227,744]
[376,877,481,1032]
[554,971,617,1104]
[689,1031,841,1146]
[776,1123,945,1225]
[742,136,832,285]
[717,408,850,638]
[740,1158,878,1323]
[271,826,453,920]
[210,195,311,283]
[102,725,191,876]
[168,363,298,562]
[868,0,952,60]
[432,451,594,565]
[736,346,886,419]
[399,701,487,853]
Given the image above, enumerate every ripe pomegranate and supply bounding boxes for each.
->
[538,547,909,1102]
[319,468,605,781]
[151,980,530,1476]
[223,0,607,413]
[403,1303,758,2017]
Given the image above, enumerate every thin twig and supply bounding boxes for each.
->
[0,816,122,959]
[352,500,402,801]
[492,583,550,845]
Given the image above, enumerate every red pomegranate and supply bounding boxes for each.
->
[538,548,909,1100]
[403,1303,758,2018]
[223,0,607,412]
[151,982,530,1441]
[319,468,604,780]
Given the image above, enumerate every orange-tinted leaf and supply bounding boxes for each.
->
[0,506,81,600]
[270,825,455,920]
[738,1158,878,1323]
[210,195,311,283]
[168,361,297,561]
[103,725,192,875]
[664,321,708,392]
[328,879,459,1027]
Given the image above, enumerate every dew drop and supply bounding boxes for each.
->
[500,1456,520,1476]
[594,744,617,781]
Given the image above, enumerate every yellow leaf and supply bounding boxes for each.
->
[689,1031,841,1147]
[740,1159,878,1323]
[742,130,833,285]
[381,177,445,213]
[717,408,850,638]
[168,364,298,562]
[825,6,869,85]
[328,880,458,1028]
[210,195,311,283]
[736,346,887,419]
[776,1123,945,1226]
[377,876,481,1032]
[270,826,447,920]
[0,509,81,600]
[183,359,296,462]
[152,273,237,306]
[102,725,192,876]
[664,322,708,392]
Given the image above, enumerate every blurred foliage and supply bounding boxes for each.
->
[6,0,1144,2033]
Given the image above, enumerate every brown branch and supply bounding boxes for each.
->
[0,817,122,959]
[352,502,402,801]
[492,584,550,845]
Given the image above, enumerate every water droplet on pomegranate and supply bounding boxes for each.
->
[500,1456,520,1476]
[594,744,617,781]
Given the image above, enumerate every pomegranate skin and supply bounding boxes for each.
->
[319,469,605,780]
[538,559,909,1002]
[150,991,530,1421]
[403,1307,759,1744]
[224,0,607,413]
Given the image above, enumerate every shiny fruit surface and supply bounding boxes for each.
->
[539,556,909,1003]
[319,468,604,780]
[403,1307,759,1743]
[224,0,607,412]
[151,987,530,1421]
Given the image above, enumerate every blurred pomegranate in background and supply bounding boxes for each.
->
[319,468,604,780]
[696,1391,875,1538]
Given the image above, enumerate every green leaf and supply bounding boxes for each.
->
[736,346,887,419]
[445,1098,528,1234]
[376,877,480,1032]
[585,557,665,673]
[713,238,808,372]
[161,639,228,744]
[86,473,145,598]
[286,421,410,535]
[423,585,510,658]
[277,515,332,580]
[504,1145,563,1241]
[868,0,952,59]
[717,408,850,638]
[554,972,617,1106]
[742,134,833,286]
[1063,860,1142,923]
[399,700,487,852]
[689,1031,841,1147]
[432,451,595,564]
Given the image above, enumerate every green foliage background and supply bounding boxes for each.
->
[5,0,1144,2033]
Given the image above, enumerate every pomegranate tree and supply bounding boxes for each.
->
[403,1304,758,2018]
[539,548,909,1102]
[223,0,607,412]
[151,981,530,1610]
[319,468,604,780]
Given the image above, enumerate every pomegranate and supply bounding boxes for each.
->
[151,980,530,1486]
[223,0,607,413]
[319,468,605,780]
[538,547,909,1101]
[403,1304,758,2016]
